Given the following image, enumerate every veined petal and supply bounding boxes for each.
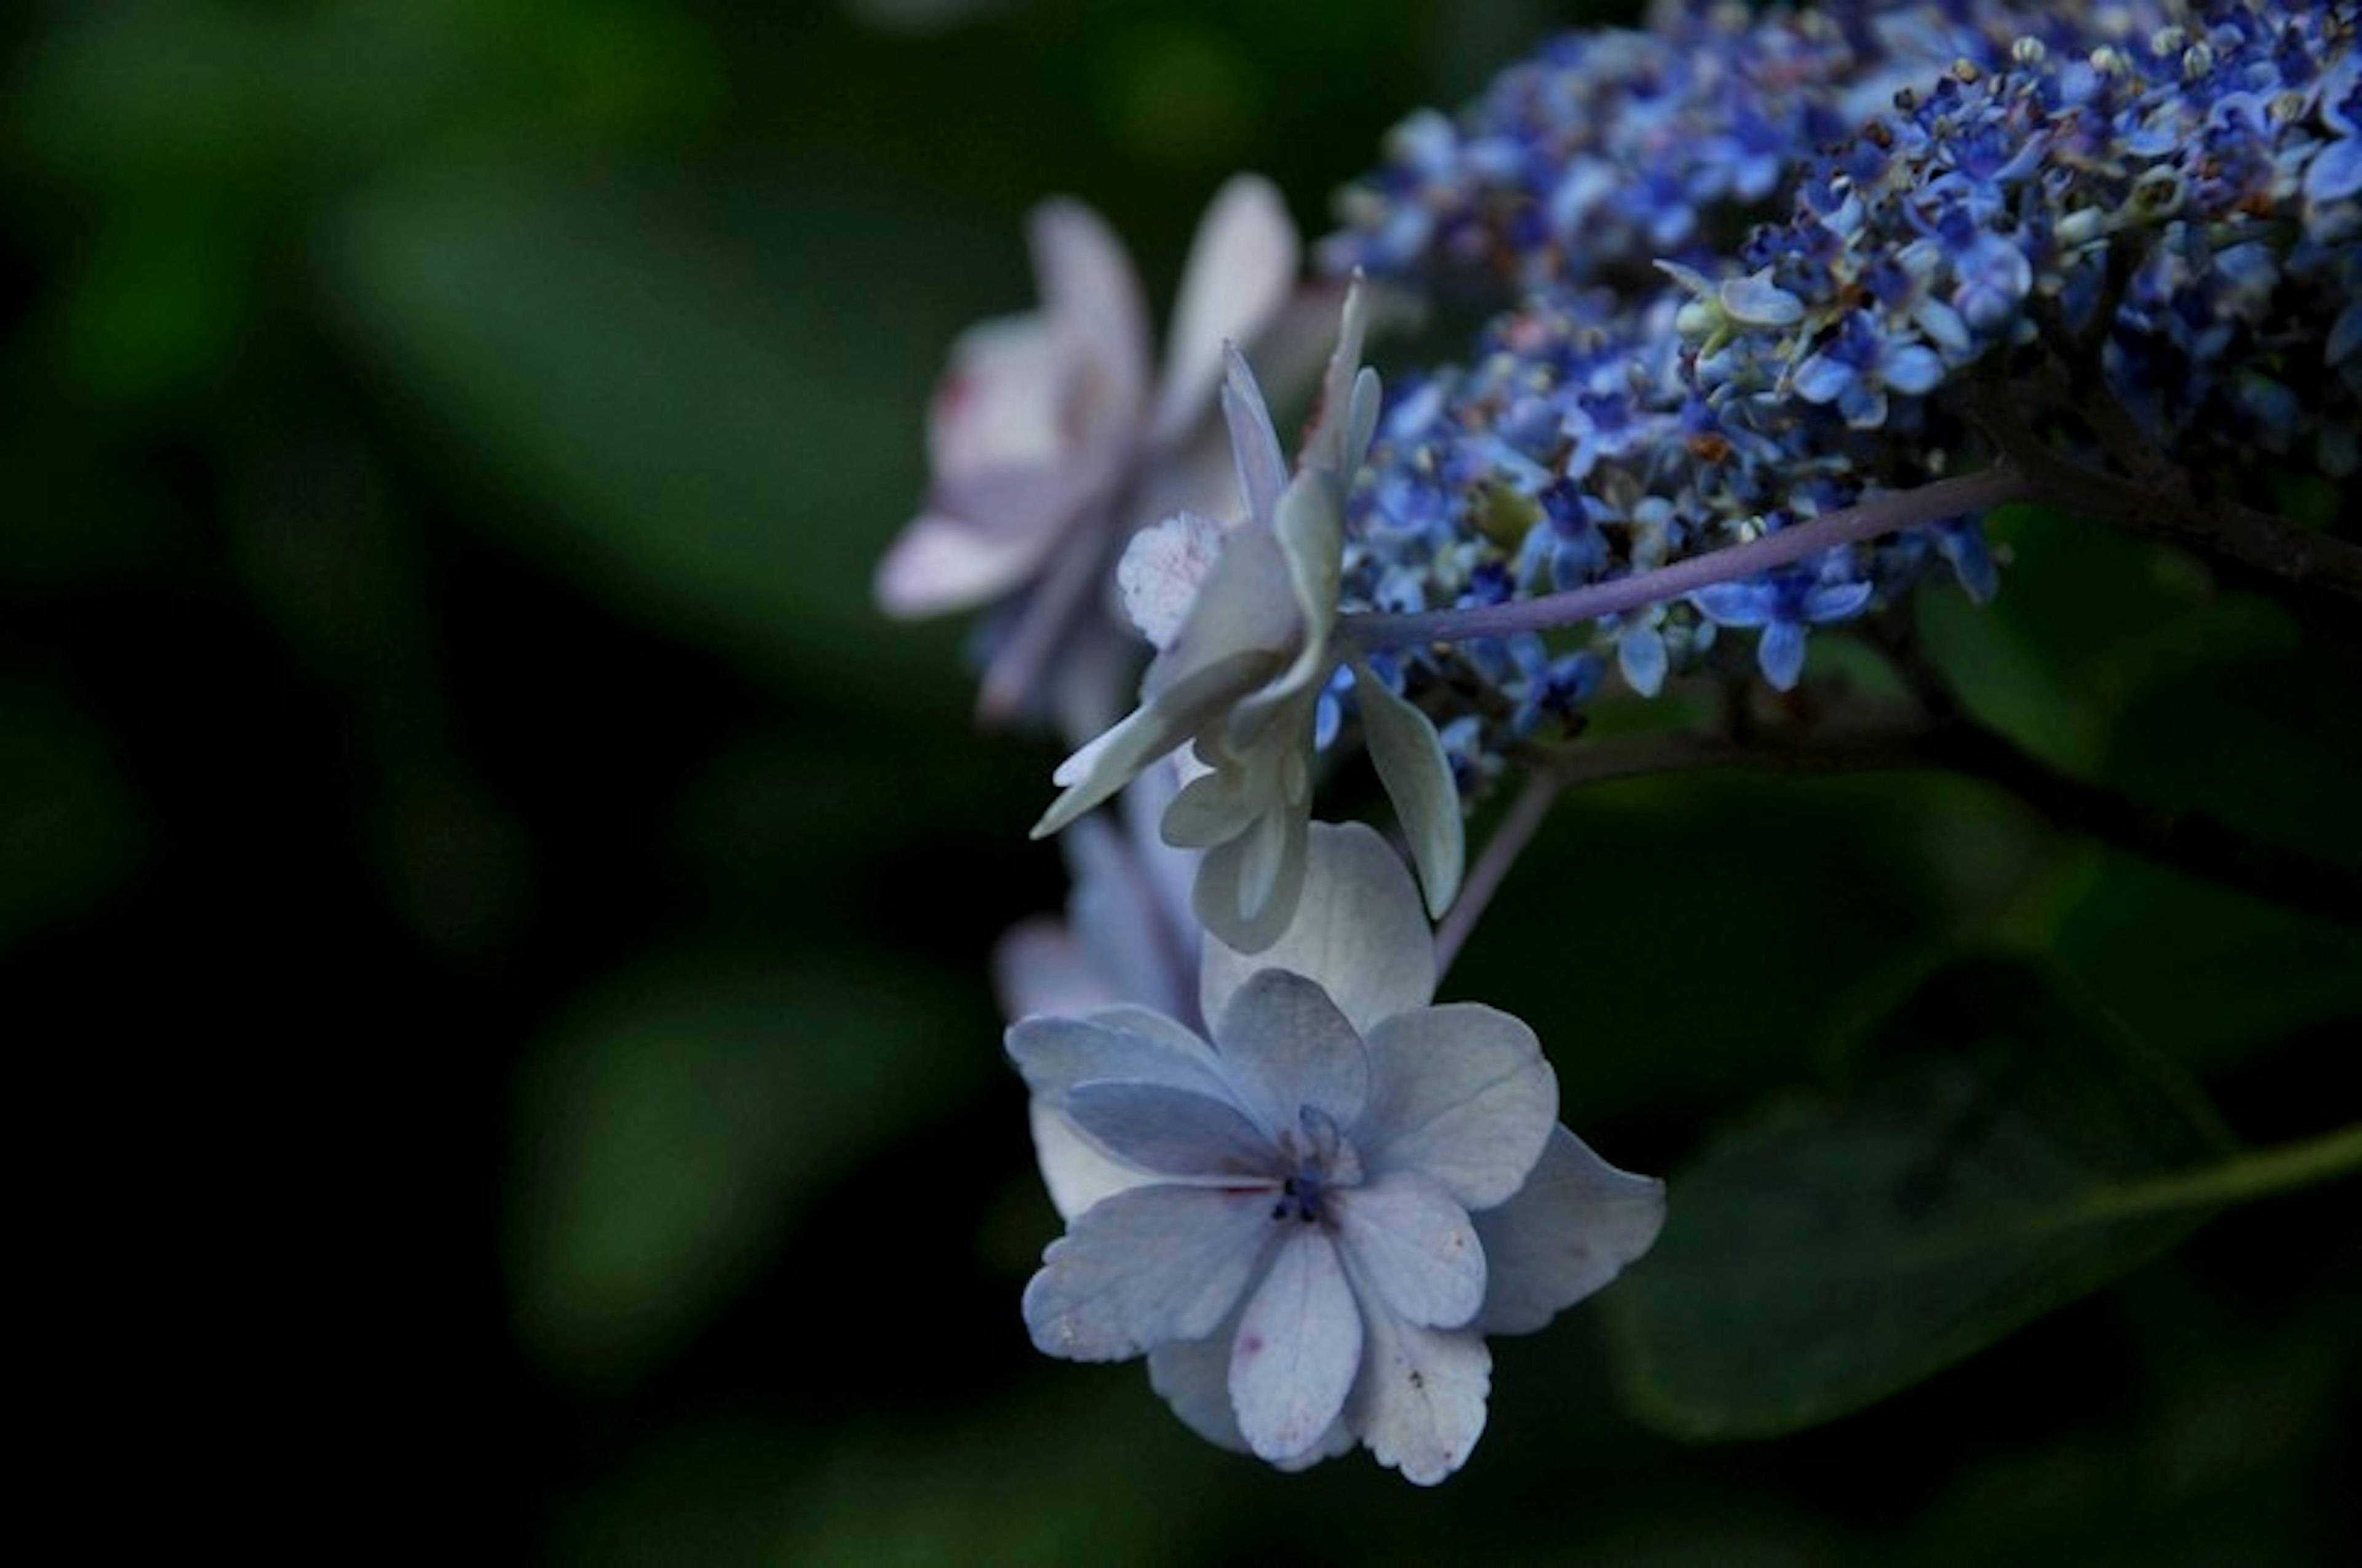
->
[1200,821,1433,1033]
[1474,1126,1666,1335]
[1067,1080,1276,1177]
[1353,660,1465,918]
[1150,1319,1358,1468]
[1028,197,1151,438]
[1343,1303,1490,1485]
[1210,968,1370,1135]
[1151,173,1299,447]
[1359,1004,1555,1210]
[1229,1229,1363,1463]
[1335,1170,1485,1330]
[1025,1184,1275,1361]
[1005,1008,1225,1105]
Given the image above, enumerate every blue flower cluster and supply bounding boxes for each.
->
[1324,0,2359,784]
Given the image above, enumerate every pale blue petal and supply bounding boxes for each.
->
[1342,1302,1490,1485]
[1190,808,1309,955]
[1211,968,1370,1134]
[1757,619,1807,691]
[1335,1171,1485,1330]
[1005,1009,1223,1104]
[1067,1081,1275,1177]
[1690,581,1771,627]
[1148,1312,1358,1470]
[1354,659,1465,918]
[1474,1126,1667,1335]
[1228,1229,1363,1463]
[1358,1003,1555,1209]
[1024,1184,1276,1361]
[1201,821,1436,1037]
[1617,623,1666,697]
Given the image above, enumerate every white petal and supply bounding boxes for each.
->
[1024,1184,1274,1361]
[1475,1126,1668,1335]
[1219,346,1289,524]
[1149,523,1300,693]
[1067,1081,1274,1176]
[1028,197,1151,436]
[1335,1170,1485,1330]
[1353,659,1465,918]
[1358,1004,1555,1210]
[1209,968,1369,1136]
[1228,1228,1363,1463]
[1033,648,1274,837]
[1343,1304,1490,1485]
[1151,173,1299,446]
[1301,276,1375,477]
[1201,821,1435,1037]
[872,480,1086,618]
[1027,1101,1159,1222]
[1117,511,1227,651]
[925,312,1066,477]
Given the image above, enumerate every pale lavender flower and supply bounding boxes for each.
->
[876,176,1310,737]
[1033,279,1464,952]
[1009,823,1665,1482]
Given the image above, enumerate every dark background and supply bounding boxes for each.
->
[6,1,2355,1560]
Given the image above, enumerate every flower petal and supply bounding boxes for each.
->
[1358,1003,1554,1209]
[1117,511,1227,651]
[1151,173,1299,447]
[1209,968,1370,1134]
[1219,346,1289,525]
[1475,1126,1667,1335]
[1201,821,1436,1035]
[1189,806,1310,955]
[1228,1228,1363,1463]
[1344,1305,1490,1485]
[1034,647,1276,837]
[1028,197,1151,440]
[1335,1170,1485,1330]
[1004,1008,1223,1105]
[1024,1184,1275,1361]
[1353,660,1465,918]
[1066,1080,1275,1177]
[1150,1318,1358,1469]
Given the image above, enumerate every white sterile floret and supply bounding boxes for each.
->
[1032,279,1465,953]
[1008,823,1666,1482]
[875,176,1308,733]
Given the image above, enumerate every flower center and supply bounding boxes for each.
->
[1268,1105,1361,1226]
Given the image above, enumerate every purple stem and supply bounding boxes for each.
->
[1343,466,2037,651]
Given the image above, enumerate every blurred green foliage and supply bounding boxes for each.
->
[5,1,2355,1562]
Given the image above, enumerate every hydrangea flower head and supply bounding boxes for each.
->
[875,177,1305,733]
[1033,279,1465,952]
[1008,822,1666,1482]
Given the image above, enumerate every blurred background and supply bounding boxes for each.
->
[5,1,2355,1561]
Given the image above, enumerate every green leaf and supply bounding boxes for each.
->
[1604,954,2237,1439]
[507,947,986,1386]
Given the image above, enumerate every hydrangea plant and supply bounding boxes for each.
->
[886,0,2362,1484]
